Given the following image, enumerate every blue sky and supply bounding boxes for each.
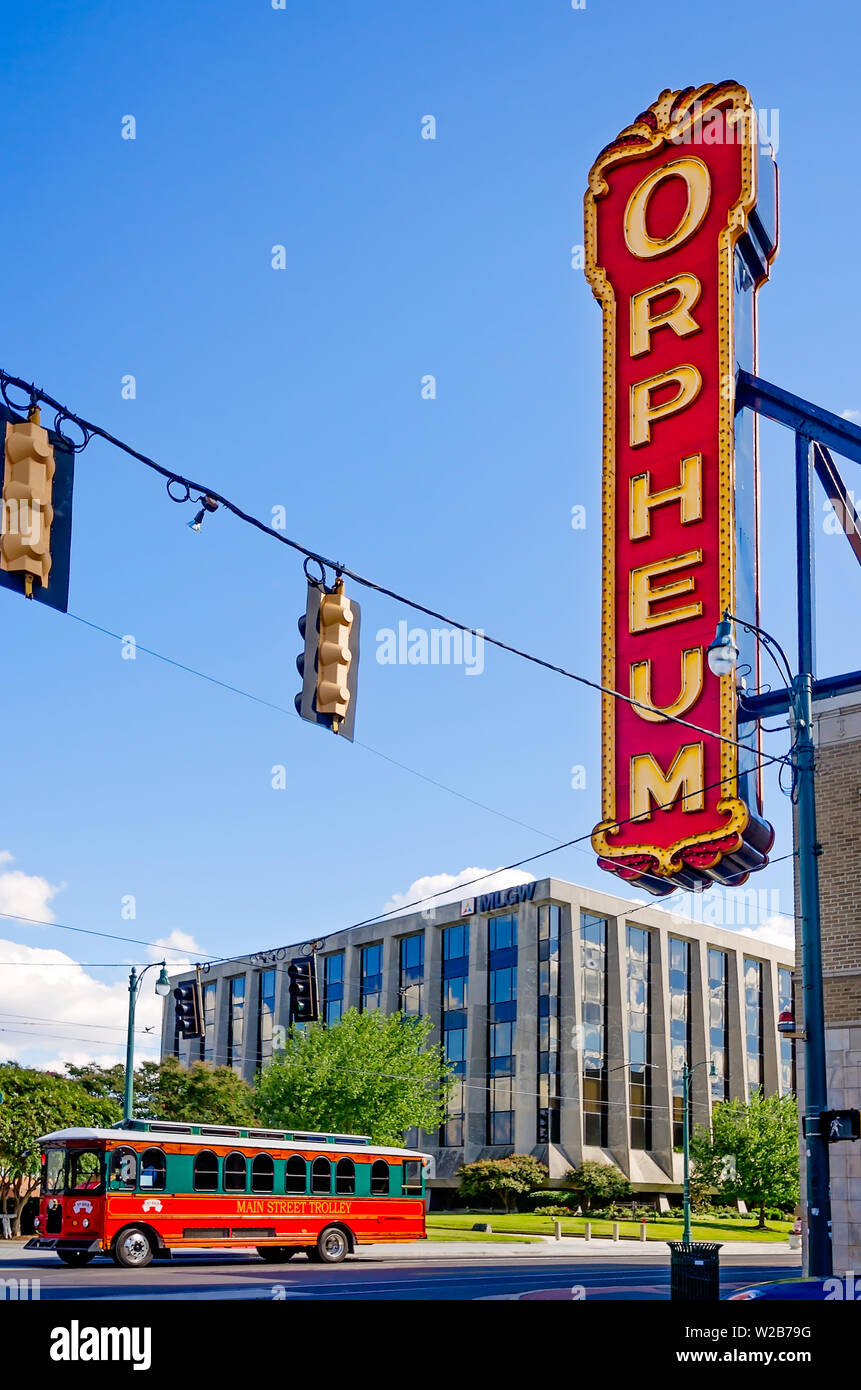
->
[1,0,859,1067]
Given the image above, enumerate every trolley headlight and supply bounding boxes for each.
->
[82,1219,89,1229]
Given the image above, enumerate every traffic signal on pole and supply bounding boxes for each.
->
[174,980,203,1039]
[288,957,319,1025]
[1,407,55,598]
[295,579,360,741]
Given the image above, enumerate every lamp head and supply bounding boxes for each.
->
[707,612,739,677]
[155,964,172,997]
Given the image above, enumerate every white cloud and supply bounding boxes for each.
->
[840,409,861,425]
[0,851,61,925]
[384,866,535,917]
[0,938,163,1071]
[736,916,795,950]
[148,929,206,972]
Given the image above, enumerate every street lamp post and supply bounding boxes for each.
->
[681,1059,716,1245]
[707,610,832,1277]
[123,962,172,1125]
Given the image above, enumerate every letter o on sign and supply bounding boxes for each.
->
[624,157,711,259]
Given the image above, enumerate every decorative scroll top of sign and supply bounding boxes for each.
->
[584,83,778,896]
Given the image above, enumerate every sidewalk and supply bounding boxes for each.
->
[353,1236,794,1261]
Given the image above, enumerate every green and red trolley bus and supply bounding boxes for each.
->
[25,1119,432,1268]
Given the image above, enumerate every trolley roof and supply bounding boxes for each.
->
[35,1122,431,1162]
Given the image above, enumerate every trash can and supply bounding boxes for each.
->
[667,1241,723,1301]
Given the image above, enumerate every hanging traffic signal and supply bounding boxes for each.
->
[287,957,319,1025]
[294,579,360,741]
[1,407,55,597]
[0,403,75,612]
[174,980,203,1039]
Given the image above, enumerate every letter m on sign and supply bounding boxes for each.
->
[584,83,777,895]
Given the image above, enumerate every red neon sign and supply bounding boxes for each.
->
[585,83,777,895]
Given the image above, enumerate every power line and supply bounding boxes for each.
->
[1,368,790,768]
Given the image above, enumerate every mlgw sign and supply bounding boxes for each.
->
[585,82,778,895]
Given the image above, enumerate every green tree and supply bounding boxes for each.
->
[254,1009,452,1146]
[565,1160,632,1210]
[690,1091,799,1228]
[458,1155,550,1213]
[0,1063,120,1237]
[66,1057,258,1126]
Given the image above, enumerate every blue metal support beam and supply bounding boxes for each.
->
[737,370,861,465]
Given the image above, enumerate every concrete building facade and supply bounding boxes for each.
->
[161,876,794,1200]
[797,696,861,1275]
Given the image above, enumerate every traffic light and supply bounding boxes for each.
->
[295,579,361,741]
[288,956,319,1025]
[174,980,203,1039]
[1,407,55,598]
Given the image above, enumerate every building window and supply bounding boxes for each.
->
[778,967,796,1095]
[257,968,276,1068]
[745,958,764,1097]
[360,944,383,1013]
[708,949,729,1104]
[627,926,651,1150]
[487,913,517,1145]
[581,913,608,1147]
[201,981,217,1063]
[441,923,469,1147]
[227,975,246,1072]
[537,905,561,1144]
[399,934,424,1016]
[323,953,344,1026]
[670,938,691,1148]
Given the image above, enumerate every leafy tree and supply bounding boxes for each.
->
[254,1009,452,1146]
[458,1155,549,1213]
[66,1057,258,1126]
[690,1091,799,1228]
[565,1160,632,1210]
[0,1063,119,1237]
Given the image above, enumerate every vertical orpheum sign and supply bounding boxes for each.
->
[585,83,778,895]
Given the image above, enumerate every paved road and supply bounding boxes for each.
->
[0,1244,799,1301]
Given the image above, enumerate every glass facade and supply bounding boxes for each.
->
[778,967,795,1095]
[708,948,729,1104]
[360,944,383,1013]
[441,923,469,1147]
[257,968,276,1068]
[669,938,691,1148]
[627,926,651,1150]
[201,981,217,1063]
[744,958,764,1097]
[323,953,344,1026]
[487,914,517,1145]
[537,905,561,1144]
[399,934,424,1016]
[581,914,608,1147]
[227,975,246,1072]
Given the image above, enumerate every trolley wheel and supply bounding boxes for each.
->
[309,1225,350,1264]
[112,1225,155,1269]
[256,1246,296,1263]
[56,1250,96,1267]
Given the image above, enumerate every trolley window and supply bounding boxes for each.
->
[335,1158,355,1195]
[251,1154,275,1194]
[370,1160,390,1196]
[109,1147,138,1191]
[44,1150,65,1195]
[67,1150,103,1193]
[402,1160,424,1196]
[140,1148,166,1192]
[311,1157,332,1194]
[285,1156,307,1194]
[224,1152,248,1192]
[193,1150,219,1192]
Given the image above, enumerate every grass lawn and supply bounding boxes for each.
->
[427,1213,794,1243]
[426,1228,540,1243]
